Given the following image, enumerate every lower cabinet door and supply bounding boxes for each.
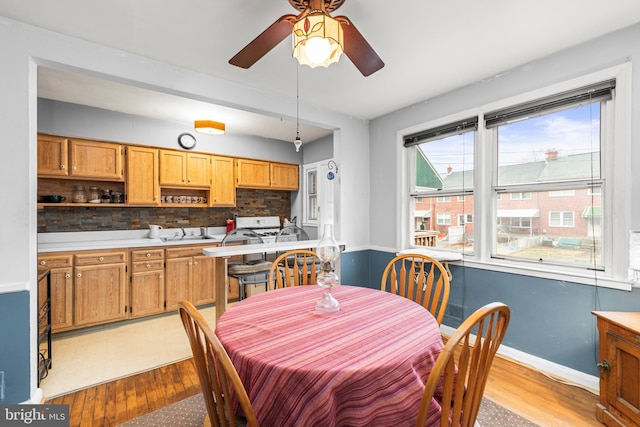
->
[191,255,216,306]
[74,263,127,326]
[50,267,73,332]
[165,257,192,311]
[131,270,165,318]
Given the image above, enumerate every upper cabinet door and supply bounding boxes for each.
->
[126,146,160,205]
[270,163,299,190]
[159,150,187,186]
[186,153,211,187]
[235,159,271,188]
[70,139,124,181]
[211,155,236,206]
[38,135,70,177]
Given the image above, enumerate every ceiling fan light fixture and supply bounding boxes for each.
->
[194,120,225,135]
[292,13,344,68]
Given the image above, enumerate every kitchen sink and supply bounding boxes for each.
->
[160,235,217,242]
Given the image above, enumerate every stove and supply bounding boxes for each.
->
[235,216,282,243]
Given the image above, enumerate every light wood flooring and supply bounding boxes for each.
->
[46,353,601,427]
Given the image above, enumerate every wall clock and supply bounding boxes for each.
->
[178,132,197,150]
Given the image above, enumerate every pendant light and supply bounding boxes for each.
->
[294,64,302,152]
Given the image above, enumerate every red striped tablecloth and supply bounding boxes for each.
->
[216,285,445,427]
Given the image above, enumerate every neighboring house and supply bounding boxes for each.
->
[415,150,601,242]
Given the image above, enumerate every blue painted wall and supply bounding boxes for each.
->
[345,249,640,377]
[0,291,30,402]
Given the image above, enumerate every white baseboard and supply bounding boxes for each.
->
[22,388,43,404]
[440,325,600,393]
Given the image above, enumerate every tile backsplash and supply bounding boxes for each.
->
[37,189,291,233]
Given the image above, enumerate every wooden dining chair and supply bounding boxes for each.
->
[415,302,511,427]
[178,300,259,427]
[381,253,451,325]
[268,249,319,290]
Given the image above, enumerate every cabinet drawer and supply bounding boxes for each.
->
[166,245,206,259]
[131,249,164,262]
[132,260,165,273]
[607,322,640,345]
[75,250,127,265]
[38,254,73,268]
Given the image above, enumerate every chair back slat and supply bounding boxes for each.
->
[179,300,259,427]
[269,249,319,290]
[415,302,510,427]
[381,253,451,325]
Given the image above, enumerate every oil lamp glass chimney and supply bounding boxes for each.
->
[315,223,340,313]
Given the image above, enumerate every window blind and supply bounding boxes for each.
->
[403,117,478,147]
[485,79,616,129]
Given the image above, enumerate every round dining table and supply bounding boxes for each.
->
[215,285,446,427]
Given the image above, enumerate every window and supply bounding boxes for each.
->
[549,211,575,227]
[403,64,631,289]
[307,169,318,221]
[405,117,476,253]
[510,192,531,200]
[549,190,576,197]
[437,213,452,225]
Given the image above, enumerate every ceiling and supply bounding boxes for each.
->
[2,0,640,144]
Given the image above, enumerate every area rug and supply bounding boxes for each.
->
[118,394,539,427]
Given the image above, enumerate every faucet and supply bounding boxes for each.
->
[200,227,207,237]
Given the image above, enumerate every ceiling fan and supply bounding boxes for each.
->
[229,0,384,76]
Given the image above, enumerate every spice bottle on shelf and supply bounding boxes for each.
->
[101,189,111,203]
[88,186,100,203]
[72,185,87,203]
[111,192,124,204]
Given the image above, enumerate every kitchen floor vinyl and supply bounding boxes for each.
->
[40,305,217,399]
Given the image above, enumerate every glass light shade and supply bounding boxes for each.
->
[316,223,340,313]
[294,136,302,152]
[292,14,344,69]
[194,120,225,135]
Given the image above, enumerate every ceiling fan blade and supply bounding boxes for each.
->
[335,16,384,76]
[229,15,297,69]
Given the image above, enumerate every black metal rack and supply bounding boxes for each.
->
[37,269,52,385]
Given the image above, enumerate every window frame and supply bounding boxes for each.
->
[399,63,632,291]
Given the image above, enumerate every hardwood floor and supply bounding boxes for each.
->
[46,354,601,427]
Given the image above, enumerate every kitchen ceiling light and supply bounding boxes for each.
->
[194,120,225,135]
[292,12,344,68]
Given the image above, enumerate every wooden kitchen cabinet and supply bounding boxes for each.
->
[593,311,640,426]
[210,155,236,206]
[126,146,160,205]
[69,139,124,181]
[37,134,69,177]
[235,158,271,188]
[130,249,165,318]
[235,158,299,190]
[270,162,299,190]
[37,254,74,332]
[73,250,127,327]
[159,150,211,188]
[165,245,216,311]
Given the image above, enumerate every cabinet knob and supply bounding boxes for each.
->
[40,260,46,265]
[159,275,163,279]
[194,261,198,265]
[65,273,71,279]
[597,360,611,373]
[146,264,151,268]
[99,256,104,262]
[146,253,151,258]
[60,164,66,170]
[77,273,82,278]
[72,165,76,171]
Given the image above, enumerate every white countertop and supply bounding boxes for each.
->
[202,240,345,257]
[37,228,227,252]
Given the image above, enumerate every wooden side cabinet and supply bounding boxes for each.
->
[130,248,165,318]
[593,311,640,426]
